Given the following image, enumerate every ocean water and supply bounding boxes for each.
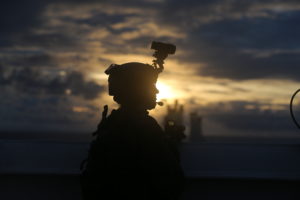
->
[2,137,300,179]
[2,137,300,199]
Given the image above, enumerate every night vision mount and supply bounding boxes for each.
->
[151,41,176,73]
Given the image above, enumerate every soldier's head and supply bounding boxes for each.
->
[105,62,159,110]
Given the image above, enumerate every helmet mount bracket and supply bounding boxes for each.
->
[151,41,176,73]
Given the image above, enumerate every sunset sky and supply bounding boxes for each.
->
[1,0,300,138]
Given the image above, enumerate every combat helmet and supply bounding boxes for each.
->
[104,42,176,105]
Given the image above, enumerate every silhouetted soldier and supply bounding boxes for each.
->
[81,42,185,200]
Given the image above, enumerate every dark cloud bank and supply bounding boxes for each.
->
[2,0,300,81]
[191,100,297,134]
[157,0,300,80]
[0,64,105,133]
[0,65,105,99]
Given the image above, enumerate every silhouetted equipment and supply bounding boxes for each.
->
[151,41,176,55]
[164,100,186,147]
[151,41,176,73]
[164,100,184,126]
[290,89,300,129]
[157,101,164,106]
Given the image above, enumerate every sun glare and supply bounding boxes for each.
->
[156,81,175,101]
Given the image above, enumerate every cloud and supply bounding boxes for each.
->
[2,0,299,85]
[0,65,105,100]
[164,9,300,80]
[8,53,58,68]
[159,0,300,28]
[197,100,295,133]
[0,1,48,47]
[0,92,100,133]
[209,111,294,133]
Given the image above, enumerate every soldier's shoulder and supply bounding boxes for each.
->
[100,109,163,135]
[144,115,161,127]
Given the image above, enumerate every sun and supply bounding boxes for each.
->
[156,81,175,101]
